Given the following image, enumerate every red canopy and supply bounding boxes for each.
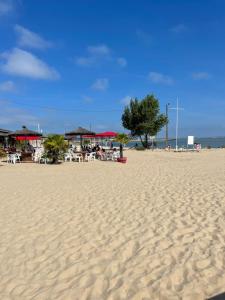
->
[96,131,117,137]
[84,131,117,138]
[15,136,41,141]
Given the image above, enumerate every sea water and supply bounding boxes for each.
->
[127,137,225,149]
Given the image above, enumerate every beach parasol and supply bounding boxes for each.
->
[0,128,12,137]
[83,131,117,138]
[0,128,12,147]
[83,131,118,148]
[65,127,95,147]
[9,126,42,140]
[95,131,117,138]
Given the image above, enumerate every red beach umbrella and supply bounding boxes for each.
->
[83,131,117,138]
[95,131,118,138]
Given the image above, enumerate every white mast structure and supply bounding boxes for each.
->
[170,98,184,151]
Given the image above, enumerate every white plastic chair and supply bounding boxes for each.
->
[7,153,21,164]
[33,150,44,163]
[112,151,120,161]
[15,153,21,163]
[74,153,83,163]
[65,153,73,162]
[33,153,40,163]
[90,152,96,161]
[39,155,48,164]
[85,153,91,162]
[7,154,12,164]
[106,152,113,161]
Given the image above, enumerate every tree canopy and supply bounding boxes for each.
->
[122,94,167,148]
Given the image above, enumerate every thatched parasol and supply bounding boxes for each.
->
[0,128,12,137]
[9,126,42,140]
[65,127,95,147]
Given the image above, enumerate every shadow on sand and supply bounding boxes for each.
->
[208,292,225,300]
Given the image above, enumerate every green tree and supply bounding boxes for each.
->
[122,94,168,148]
[44,135,68,164]
[114,133,130,158]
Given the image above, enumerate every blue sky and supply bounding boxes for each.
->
[0,0,225,137]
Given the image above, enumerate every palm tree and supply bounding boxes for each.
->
[114,133,130,158]
[44,135,68,164]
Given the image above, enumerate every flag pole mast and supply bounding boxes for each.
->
[175,97,179,151]
[170,98,183,151]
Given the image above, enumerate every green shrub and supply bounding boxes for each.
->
[0,148,6,158]
[44,135,68,164]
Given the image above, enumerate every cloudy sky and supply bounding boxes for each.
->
[0,0,225,137]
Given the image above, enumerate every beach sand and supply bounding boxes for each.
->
[0,149,225,300]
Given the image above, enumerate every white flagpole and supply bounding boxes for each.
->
[176,97,179,151]
[170,98,183,151]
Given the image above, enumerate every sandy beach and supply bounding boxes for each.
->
[0,149,225,299]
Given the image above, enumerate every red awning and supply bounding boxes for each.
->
[15,136,41,141]
[83,131,117,138]
[96,131,117,138]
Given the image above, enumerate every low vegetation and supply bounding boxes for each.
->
[0,148,6,160]
[44,135,68,164]
[114,133,130,158]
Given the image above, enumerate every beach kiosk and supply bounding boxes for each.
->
[9,126,42,162]
[65,127,95,149]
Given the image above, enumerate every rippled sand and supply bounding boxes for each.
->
[0,149,225,299]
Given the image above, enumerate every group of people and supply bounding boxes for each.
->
[81,144,107,160]
[81,144,118,160]
[4,142,35,154]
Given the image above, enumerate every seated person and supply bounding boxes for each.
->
[87,146,92,153]
[96,147,105,160]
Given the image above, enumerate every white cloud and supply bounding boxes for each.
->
[76,44,110,67]
[15,25,52,50]
[87,44,110,56]
[136,30,152,45]
[0,0,13,15]
[82,95,93,103]
[1,48,60,80]
[117,57,127,67]
[192,72,211,80]
[0,80,15,92]
[148,72,173,85]
[76,56,94,67]
[0,100,38,126]
[170,24,187,34]
[91,78,108,91]
[120,95,131,105]
[76,44,127,68]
